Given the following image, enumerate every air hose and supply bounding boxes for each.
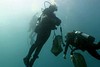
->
[44,1,51,9]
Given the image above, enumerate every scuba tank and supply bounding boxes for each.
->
[81,33,95,43]
[75,31,95,43]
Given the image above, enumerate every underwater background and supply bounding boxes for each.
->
[0,0,100,67]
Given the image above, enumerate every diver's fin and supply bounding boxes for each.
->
[71,53,87,67]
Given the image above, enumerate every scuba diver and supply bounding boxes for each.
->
[63,30,100,60]
[28,13,39,45]
[23,1,61,67]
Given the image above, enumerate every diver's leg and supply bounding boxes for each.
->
[23,43,37,67]
[29,31,51,67]
[86,46,100,60]
[29,44,44,67]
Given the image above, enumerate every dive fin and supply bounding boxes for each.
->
[71,53,87,67]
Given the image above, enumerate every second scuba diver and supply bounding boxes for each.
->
[63,30,100,60]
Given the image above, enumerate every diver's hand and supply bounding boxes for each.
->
[63,54,66,59]
[70,54,74,61]
[70,54,73,58]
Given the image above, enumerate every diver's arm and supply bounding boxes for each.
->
[63,33,70,59]
[55,17,61,26]
[50,13,61,26]
[52,14,61,26]
[63,42,69,59]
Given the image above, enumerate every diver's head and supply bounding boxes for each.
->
[49,5,57,12]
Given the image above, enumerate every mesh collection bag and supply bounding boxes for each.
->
[51,35,63,56]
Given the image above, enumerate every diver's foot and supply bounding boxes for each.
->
[29,60,34,67]
[29,58,37,67]
[23,57,29,67]
[29,64,32,67]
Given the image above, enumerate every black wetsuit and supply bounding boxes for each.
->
[24,8,61,67]
[64,31,100,60]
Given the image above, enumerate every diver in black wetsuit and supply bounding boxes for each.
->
[23,3,61,67]
[63,30,100,60]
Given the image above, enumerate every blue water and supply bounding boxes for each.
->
[0,0,100,67]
